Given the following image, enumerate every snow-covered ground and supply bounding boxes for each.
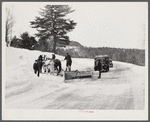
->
[3,47,148,120]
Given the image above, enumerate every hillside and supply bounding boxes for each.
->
[56,41,145,66]
[68,41,84,47]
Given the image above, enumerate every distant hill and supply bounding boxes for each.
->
[68,41,84,47]
[56,41,145,66]
[56,40,84,47]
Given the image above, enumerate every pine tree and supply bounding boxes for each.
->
[20,32,30,49]
[19,32,37,50]
[30,5,77,53]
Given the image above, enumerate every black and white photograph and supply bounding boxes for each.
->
[2,2,148,120]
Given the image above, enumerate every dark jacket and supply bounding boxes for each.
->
[106,59,109,65]
[33,62,38,71]
[38,55,43,62]
[64,54,72,66]
[52,54,56,59]
[95,60,102,71]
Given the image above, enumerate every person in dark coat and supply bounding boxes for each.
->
[64,53,72,71]
[37,55,43,73]
[97,59,102,78]
[52,54,58,70]
[33,60,38,74]
[105,58,109,71]
[38,55,43,62]
[52,54,56,60]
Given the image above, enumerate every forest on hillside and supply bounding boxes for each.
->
[56,46,145,66]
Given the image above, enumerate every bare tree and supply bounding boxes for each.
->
[5,5,14,47]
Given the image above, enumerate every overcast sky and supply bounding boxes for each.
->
[3,2,148,49]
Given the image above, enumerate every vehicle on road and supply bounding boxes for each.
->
[109,59,113,67]
[94,55,109,72]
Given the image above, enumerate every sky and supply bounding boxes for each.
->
[3,2,148,49]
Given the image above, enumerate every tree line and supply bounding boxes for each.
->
[10,32,37,50]
[56,46,145,66]
[10,33,145,66]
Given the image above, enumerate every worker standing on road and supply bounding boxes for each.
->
[106,58,109,71]
[37,55,43,73]
[52,53,57,70]
[64,53,72,71]
[97,59,102,78]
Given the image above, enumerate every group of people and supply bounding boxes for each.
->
[33,53,72,77]
[34,52,104,79]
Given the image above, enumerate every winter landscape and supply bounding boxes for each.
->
[5,47,145,110]
[2,2,148,120]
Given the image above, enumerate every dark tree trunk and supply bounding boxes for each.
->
[53,36,56,53]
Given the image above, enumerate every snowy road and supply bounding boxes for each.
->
[5,59,145,110]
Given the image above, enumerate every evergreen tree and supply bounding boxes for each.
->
[29,36,37,50]
[30,5,77,53]
[19,32,37,50]
[10,36,18,47]
[20,32,30,49]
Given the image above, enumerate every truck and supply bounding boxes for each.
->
[94,55,109,72]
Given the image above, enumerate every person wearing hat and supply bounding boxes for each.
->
[33,60,38,74]
[64,53,72,71]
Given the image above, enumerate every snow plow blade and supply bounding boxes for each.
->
[64,70,92,81]
[91,71,99,80]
